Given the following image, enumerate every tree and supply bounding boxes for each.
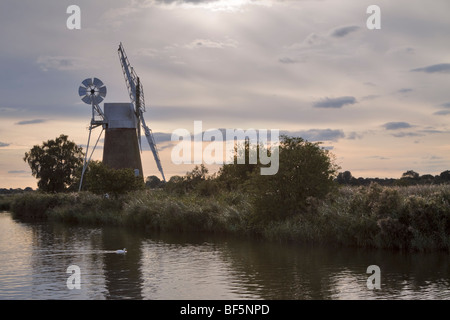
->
[84,161,144,197]
[23,134,84,192]
[401,170,419,180]
[248,135,339,222]
[440,170,450,182]
[337,171,354,184]
[145,175,163,189]
[217,140,260,190]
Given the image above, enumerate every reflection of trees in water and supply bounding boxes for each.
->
[217,239,450,299]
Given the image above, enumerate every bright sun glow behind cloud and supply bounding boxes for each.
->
[180,0,272,12]
[147,0,273,12]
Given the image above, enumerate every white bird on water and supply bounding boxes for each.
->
[116,248,127,254]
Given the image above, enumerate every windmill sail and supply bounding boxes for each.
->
[118,42,166,182]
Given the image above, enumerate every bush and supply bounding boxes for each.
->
[248,135,339,223]
[84,161,145,197]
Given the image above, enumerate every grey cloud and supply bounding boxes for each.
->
[0,142,10,147]
[8,170,29,174]
[433,102,450,115]
[391,132,422,138]
[185,38,238,49]
[36,56,87,71]
[389,128,444,138]
[421,129,443,134]
[147,128,345,147]
[284,129,345,142]
[330,26,360,38]
[361,95,380,101]
[397,88,413,93]
[313,96,357,109]
[15,119,47,125]
[346,131,363,140]
[151,132,173,143]
[367,155,389,160]
[382,122,412,130]
[278,57,298,64]
[433,110,450,116]
[411,63,450,74]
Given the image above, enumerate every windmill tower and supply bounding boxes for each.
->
[77,44,166,191]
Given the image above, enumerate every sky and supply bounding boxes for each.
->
[0,0,449,189]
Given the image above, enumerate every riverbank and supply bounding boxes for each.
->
[6,183,450,252]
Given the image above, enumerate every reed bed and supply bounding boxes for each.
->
[9,183,450,251]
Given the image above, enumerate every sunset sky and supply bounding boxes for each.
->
[1,0,449,189]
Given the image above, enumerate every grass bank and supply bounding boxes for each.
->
[9,184,450,252]
[9,190,253,234]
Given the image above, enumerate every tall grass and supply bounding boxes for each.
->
[8,183,450,252]
[10,190,254,234]
[260,184,450,251]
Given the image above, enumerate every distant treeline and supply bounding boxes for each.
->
[0,187,34,195]
[335,170,450,186]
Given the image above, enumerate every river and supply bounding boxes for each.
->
[0,212,449,300]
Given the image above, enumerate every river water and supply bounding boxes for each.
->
[0,212,449,300]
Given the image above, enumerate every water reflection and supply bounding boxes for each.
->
[0,212,449,300]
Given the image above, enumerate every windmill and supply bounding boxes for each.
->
[78,77,107,191]
[117,42,166,182]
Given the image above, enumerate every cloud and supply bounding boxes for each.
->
[432,102,450,115]
[312,96,357,109]
[330,26,360,38]
[397,88,413,94]
[284,129,345,142]
[411,63,450,74]
[346,131,363,140]
[367,155,389,160]
[36,56,93,72]
[382,122,412,130]
[278,57,298,64]
[0,142,10,147]
[185,38,238,49]
[391,132,422,138]
[433,110,450,116]
[148,0,272,11]
[361,95,380,101]
[15,119,47,125]
[8,170,29,174]
[151,132,173,143]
